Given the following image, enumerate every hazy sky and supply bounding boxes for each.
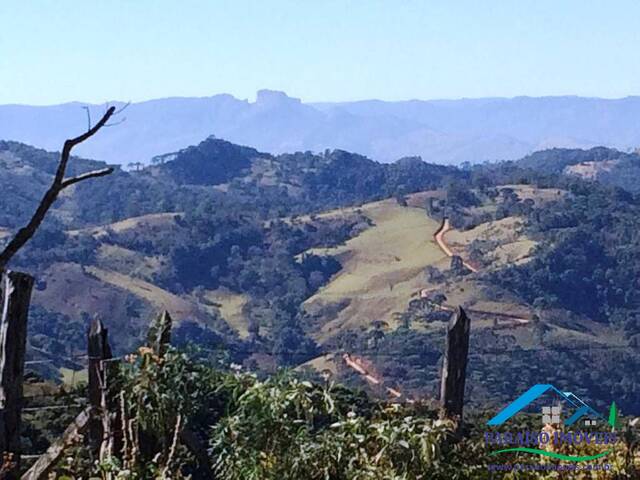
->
[2,0,639,105]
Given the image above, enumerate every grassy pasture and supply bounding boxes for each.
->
[86,266,207,324]
[201,288,250,338]
[67,212,183,238]
[303,198,447,342]
[445,216,537,268]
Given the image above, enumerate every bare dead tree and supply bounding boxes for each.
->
[0,106,117,270]
[82,106,92,131]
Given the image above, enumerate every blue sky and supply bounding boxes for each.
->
[1,0,639,104]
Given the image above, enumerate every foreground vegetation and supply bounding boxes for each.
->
[27,346,637,480]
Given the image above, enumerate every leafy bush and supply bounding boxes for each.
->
[39,345,640,480]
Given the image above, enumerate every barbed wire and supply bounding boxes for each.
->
[23,343,633,367]
[18,341,632,420]
[22,404,84,413]
[19,341,633,405]
[25,355,125,366]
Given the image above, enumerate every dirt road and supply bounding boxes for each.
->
[433,218,479,272]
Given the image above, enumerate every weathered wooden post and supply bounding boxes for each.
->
[87,318,112,458]
[21,408,92,480]
[147,311,172,356]
[0,105,118,479]
[440,306,470,420]
[0,270,34,477]
[146,311,215,478]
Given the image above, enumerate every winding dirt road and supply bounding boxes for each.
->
[342,353,404,399]
[433,218,479,272]
[432,217,530,325]
[339,216,532,398]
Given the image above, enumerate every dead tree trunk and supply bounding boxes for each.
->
[0,105,119,478]
[440,306,470,421]
[136,311,174,461]
[147,311,172,357]
[0,271,34,477]
[87,319,112,458]
[0,106,117,271]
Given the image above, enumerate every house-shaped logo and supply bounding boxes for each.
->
[485,383,619,462]
[487,383,605,427]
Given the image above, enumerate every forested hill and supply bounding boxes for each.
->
[149,135,461,196]
[0,141,112,227]
[0,137,462,360]
[513,146,640,192]
[1,137,461,228]
[3,138,640,414]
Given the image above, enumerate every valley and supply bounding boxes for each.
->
[1,138,639,414]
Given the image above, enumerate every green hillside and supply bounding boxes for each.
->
[2,139,640,415]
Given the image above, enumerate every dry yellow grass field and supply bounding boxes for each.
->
[201,288,250,338]
[32,262,144,321]
[564,160,620,180]
[296,353,339,375]
[445,216,537,267]
[86,266,207,324]
[67,212,183,238]
[95,244,165,282]
[302,187,567,351]
[60,367,89,386]
[443,186,568,270]
[303,198,448,342]
[24,381,61,398]
[503,184,566,202]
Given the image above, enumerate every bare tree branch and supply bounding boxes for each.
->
[103,117,127,128]
[100,102,130,128]
[82,106,92,130]
[113,101,131,116]
[0,106,117,270]
[61,168,115,188]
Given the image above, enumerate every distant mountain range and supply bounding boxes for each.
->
[1,91,640,165]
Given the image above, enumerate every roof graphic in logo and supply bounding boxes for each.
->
[487,383,605,426]
[486,383,619,462]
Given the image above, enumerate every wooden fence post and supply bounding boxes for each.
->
[21,407,92,480]
[87,319,112,458]
[23,320,113,480]
[147,311,172,356]
[144,311,215,477]
[440,306,470,421]
[0,270,34,477]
